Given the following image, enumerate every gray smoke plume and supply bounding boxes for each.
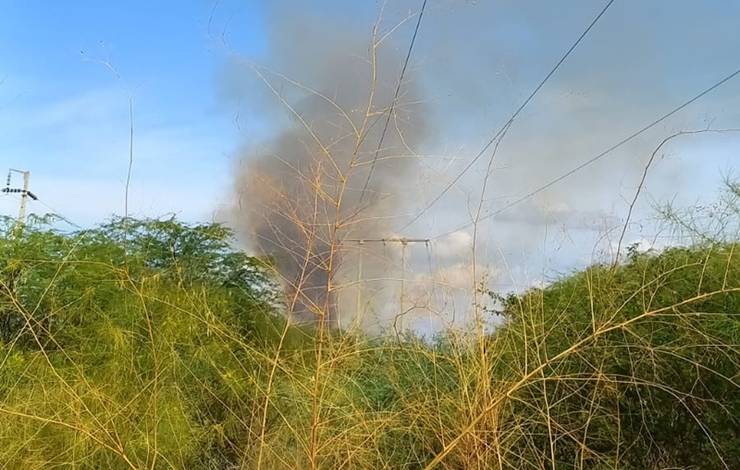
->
[220,0,740,332]
[229,4,426,324]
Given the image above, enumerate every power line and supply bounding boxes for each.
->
[359,0,429,202]
[33,197,83,230]
[432,66,740,240]
[400,0,616,231]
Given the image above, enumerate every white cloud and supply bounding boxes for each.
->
[434,230,472,259]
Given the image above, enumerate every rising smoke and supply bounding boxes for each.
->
[229,3,427,325]
[221,0,740,332]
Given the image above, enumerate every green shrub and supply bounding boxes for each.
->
[0,208,737,468]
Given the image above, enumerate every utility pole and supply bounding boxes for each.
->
[3,169,37,233]
[343,237,430,334]
[18,170,30,224]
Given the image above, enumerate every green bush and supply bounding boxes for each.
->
[0,209,737,468]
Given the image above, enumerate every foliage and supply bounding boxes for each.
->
[0,204,737,468]
[485,243,740,468]
[0,217,293,467]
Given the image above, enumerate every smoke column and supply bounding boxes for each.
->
[222,0,740,332]
[230,5,426,324]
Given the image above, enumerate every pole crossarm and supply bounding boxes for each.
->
[343,238,430,245]
[1,187,38,200]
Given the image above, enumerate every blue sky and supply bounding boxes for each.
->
[2,1,740,330]
[3,0,740,230]
[1,0,268,225]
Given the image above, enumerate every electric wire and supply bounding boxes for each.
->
[400,0,616,231]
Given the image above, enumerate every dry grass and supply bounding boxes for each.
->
[2,9,739,468]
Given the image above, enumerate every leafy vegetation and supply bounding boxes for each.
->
[0,189,738,468]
